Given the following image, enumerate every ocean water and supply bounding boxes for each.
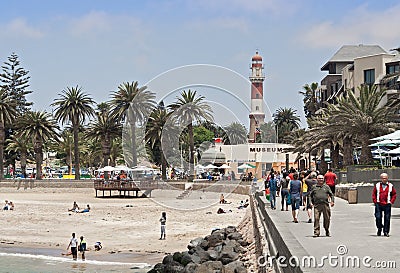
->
[0,252,151,273]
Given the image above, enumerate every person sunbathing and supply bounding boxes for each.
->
[68,201,79,212]
[78,204,90,213]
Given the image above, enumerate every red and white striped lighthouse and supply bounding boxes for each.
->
[248,51,265,143]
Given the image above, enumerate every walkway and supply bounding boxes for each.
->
[256,190,400,273]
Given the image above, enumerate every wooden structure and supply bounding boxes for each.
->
[94,179,158,197]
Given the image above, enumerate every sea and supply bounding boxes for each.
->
[0,251,152,273]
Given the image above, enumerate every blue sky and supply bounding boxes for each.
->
[1,0,400,128]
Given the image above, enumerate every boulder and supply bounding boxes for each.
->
[227,231,242,241]
[172,252,184,263]
[188,237,205,250]
[163,261,185,273]
[191,246,211,263]
[184,262,199,273]
[224,261,247,273]
[207,249,218,261]
[163,254,174,264]
[206,231,225,247]
[193,261,225,273]
[147,263,165,273]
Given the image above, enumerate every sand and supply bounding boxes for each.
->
[0,186,249,265]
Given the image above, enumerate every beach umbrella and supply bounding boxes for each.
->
[204,164,217,169]
[387,147,400,154]
[238,163,253,169]
[371,130,400,141]
[103,166,115,172]
[218,164,231,169]
[369,139,400,147]
[132,166,154,171]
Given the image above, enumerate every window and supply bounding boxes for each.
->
[387,64,400,74]
[256,93,259,99]
[364,69,375,86]
[256,106,259,111]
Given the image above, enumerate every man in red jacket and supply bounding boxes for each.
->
[372,173,397,237]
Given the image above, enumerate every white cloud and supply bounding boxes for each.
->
[67,11,144,38]
[300,4,400,50]
[190,0,297,16]
[0,18,44,39]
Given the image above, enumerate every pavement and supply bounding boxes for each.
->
[257,190,400,273]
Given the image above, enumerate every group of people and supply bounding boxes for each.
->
[66,233,102,261]
[266,169,336,237]
[3,200,14,210]
[266,168,397,238]
[68,201,91,213]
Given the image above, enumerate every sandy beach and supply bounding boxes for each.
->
[0,186,249,267]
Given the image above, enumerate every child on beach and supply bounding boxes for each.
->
[68,201,79,212]
[79,236,87,261]
[159,212,166,240]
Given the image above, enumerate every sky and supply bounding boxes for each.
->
[1,0,400,128]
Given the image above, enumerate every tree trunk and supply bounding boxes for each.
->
[343,137,354,167]
[0,122,4,180]
[360,137,374,164]
[34,139,43,180]
[102,136,111,180]
[332,143,340,169]
[161,151,167,180]
[319,151,328,173]
[21,150,27,179]
[130,121,137,167]
[73,120,80,180]
[188,122,194,177]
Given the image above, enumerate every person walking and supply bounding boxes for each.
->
[310,175,335,237]
[79,236,87,261]
[67,233,78,260]
[159,212,166,240]
[268,173,278,210]
[324,168,337,195]
[304,172,318,223]
[289,173,302,223]
[280,173,290,211]
[372,173,397,237]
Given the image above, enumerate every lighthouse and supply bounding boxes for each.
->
[248,51,265,143]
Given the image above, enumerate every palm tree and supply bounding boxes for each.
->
[6,135,33,178]
[326,85,399,164]
[18,111,59,180]
[52,86,95,179]
[223,122,247,145]
[145,104,172,179]
[273,107,300,143]
[299,82,319,118]
[259,121,277,143]
[110,81,156,167]
[169,90,213,177]
[85,109,122,178]
[0,88,16,179]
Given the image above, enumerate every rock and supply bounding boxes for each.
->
[191,246,211,263]
[147,263,165,273]
[227,232,242,241]
[163,261,185,273]
[163,254,174,264]
[218,249,239,265]
[184,262,199,273]
[224,261,247,273]
[194,261,225,273]
[180,252,201,266]
[206,231,225,248]
[173,252,183,263]
[207,249,218,261]
[188,237,205,250]
[225,226,237,235]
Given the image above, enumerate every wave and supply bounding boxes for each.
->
[0,252,151,268]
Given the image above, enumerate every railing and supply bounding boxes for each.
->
[93,179,158,191]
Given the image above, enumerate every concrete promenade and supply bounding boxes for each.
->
[256,189,400,273]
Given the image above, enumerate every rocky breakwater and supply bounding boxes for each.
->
[148,226,252,273]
